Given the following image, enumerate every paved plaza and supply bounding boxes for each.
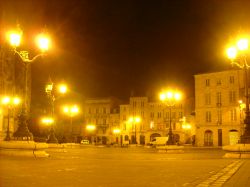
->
[0,146,249,187]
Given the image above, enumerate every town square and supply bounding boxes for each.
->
[1,0,250,186]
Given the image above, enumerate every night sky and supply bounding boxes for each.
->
[1,0,250,101]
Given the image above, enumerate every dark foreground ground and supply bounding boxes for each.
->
[0,146,249,187]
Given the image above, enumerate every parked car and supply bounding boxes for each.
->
[80,140,90,144]
[149,137,168,146]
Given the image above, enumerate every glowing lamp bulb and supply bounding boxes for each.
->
[226,47,237,59]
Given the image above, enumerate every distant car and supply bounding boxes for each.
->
[80,140,90,144]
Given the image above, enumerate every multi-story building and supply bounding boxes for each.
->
[82,97,120,144]
[195,69,244,146]
[119,96,186,145]
[0,45,27,140]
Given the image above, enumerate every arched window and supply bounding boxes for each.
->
[124,135,129,141]
[150,133,161,141]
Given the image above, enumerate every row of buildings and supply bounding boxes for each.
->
[0,46,246,146]
[70,68,245,147]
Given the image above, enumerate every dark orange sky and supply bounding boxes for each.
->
[1,0,250,101]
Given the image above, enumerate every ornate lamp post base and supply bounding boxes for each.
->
[47,128,58,143]
[13,109,33,141]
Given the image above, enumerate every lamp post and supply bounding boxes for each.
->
[6,25,50,140]
[86,124,96,144]
[160,90,182,145]
[63,105,79,142]
[1,96,21,141]
[226,37,250,143]
[45,78,67,143]
[128,116,141,144]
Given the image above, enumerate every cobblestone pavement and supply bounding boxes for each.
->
[0,146,249,187]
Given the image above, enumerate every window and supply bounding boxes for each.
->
[123,115,126,120]
[206,111,212,122]
[217,110,222,124]
[141,111,144,117]
[166,112,169,119]
[205,79,210,86]
[88,108,91,114]
[150,121,154,129]
[205,93,211,105]
[229,91,236,103]
[96,108,99,114]
[231,109,237,121]
[230,76,234,84]
[150,112,154,118]
[103,119,106,124]
[133,101,136,108]
[103,107,106,114]
[217,79,221,86]
[216,92,222,106]
[141,102,144,107]
[179,112,183,118]
[158,112,161,118]
[123,123,127,130]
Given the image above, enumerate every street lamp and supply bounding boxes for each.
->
[45,78,67,143]
[226,37,250,143]
[41,117,54,126]
[160,90,182,145]
[86,124,96,144]
[63,105,79,142]
[6,25,51,140]
[1,96,21,141]
[128,116,141,144]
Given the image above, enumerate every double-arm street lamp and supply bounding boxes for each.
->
[45,79,67,143]
[160,90,182,145]
[1,96,21,141]
[6,25,50,140]
[128,116,141,144]
[227,37,250,143]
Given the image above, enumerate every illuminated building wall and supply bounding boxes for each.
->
[195,69,244,146]
[120,97,185,145]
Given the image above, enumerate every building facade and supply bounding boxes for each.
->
[82,97,120,144]
[195,69,245,146]
[0,45,28,140]
[119,97,187,145]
